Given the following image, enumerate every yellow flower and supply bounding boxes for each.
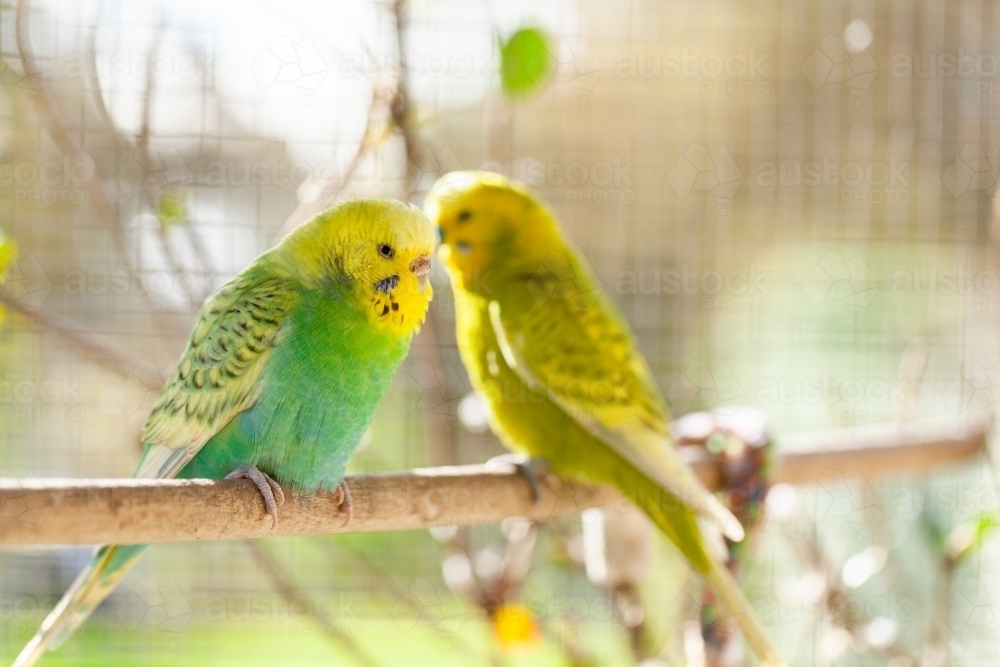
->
[492,603,541,655]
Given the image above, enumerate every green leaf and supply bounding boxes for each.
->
[946,511,1000,563]
[0,229,17,277]
[0,230,18,324]
[156,188,188,229]
[500,28,553,99]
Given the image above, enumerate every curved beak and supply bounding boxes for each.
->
[410,254,432,291]
[409,255,431,277]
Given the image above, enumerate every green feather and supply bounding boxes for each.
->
[14,199,435,667]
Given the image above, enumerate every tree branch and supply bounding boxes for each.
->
[14,0,175,334]
[244,540,382,667]
[1,296,163,387]
[0,413,989,547]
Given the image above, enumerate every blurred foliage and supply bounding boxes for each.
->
[0,228,16,323]
[499,28,553,99]
[155,189,188,229]
[945,510,1000,564]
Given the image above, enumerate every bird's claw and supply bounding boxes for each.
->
[333,480,353,526]
[485,454,549,503]
[226,465,285,528]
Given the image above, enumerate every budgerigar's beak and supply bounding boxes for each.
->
[410,254,431,291]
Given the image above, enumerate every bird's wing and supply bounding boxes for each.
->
[488,252,744,541]
[135,268,298,480]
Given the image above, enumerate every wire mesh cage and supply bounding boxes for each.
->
[1,0,999,665]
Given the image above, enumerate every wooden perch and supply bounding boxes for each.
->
[0,413,991,548]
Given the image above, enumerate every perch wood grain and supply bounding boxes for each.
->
[0,413,990,547]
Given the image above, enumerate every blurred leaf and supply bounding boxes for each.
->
[918,507,949,552]
[945,511,1000,564]
[157,188,188,228]
[500,28,553,99]
[0,230,17,277]
[0,230,18,325]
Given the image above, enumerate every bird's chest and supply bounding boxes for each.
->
[454,294,573,462]
[244,296,407,491]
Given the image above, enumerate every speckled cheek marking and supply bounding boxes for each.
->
[371,293,401,320]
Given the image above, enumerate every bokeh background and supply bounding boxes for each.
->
[2,0,1000,665]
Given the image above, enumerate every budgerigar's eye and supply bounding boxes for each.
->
[457,210,472,222]
[378,244,394,259]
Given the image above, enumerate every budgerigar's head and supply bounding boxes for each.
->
[424,171,559,294]
[279,199,435,337]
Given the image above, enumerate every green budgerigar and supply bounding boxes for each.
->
[14,199,435,667]
[425,172,785,667]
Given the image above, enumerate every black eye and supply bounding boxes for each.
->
[378,244,394,259]
[457,210,472,222]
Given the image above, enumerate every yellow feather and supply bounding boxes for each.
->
[426,172,785,667]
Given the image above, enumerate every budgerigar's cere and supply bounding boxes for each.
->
[13,199,435,667]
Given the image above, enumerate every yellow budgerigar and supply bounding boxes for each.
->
[425,171,785,666]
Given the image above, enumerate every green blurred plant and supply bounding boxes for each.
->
[156,187,188,229]
[944,510,1000,564]
[0,229,18,323]
[499,28,553,99]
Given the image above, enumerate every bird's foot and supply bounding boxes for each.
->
[485,454,549,503]
[226,465,285,528]
[332,480,353,526]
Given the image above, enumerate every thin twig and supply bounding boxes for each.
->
[331,541,500,665]
[270,88,391,245]
[387,0,456,473]
[83,0,118,144]
[390,0,422,193]
[244,540,382,667]
[1,295,163,387]
[14,0,171,332]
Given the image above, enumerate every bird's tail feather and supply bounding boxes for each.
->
[13,544,147,667]
[702,556,787,667]
[626,473,785,667]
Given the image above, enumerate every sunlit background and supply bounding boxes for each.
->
[1,0,999,665]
